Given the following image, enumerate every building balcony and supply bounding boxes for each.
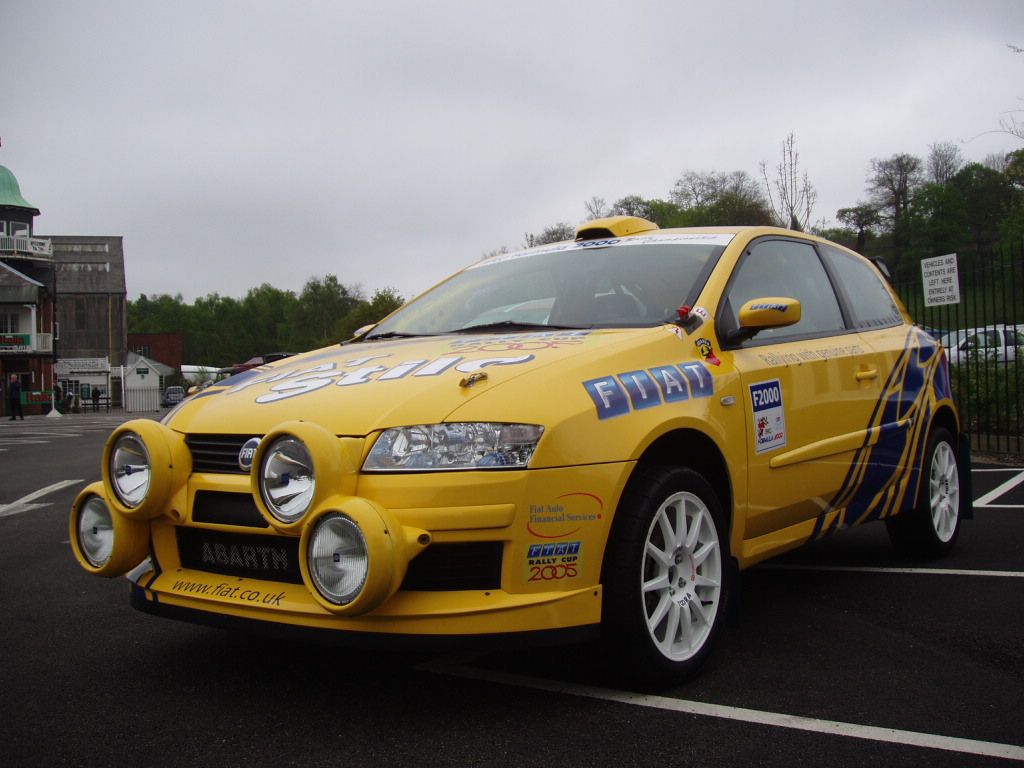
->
[0,235,53,261]
[0,332,52,354]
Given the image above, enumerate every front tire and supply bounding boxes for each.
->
[886,427,961,558]
[602,466,730,686]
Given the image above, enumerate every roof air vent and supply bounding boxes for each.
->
[575,216,659,241]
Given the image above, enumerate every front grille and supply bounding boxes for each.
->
[176,528,503,592]
[177,528,303,584]
[186,434,260,475]
[193,491,268,528]
[401,542,503,591]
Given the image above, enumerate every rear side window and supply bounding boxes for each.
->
[818,244,903,330]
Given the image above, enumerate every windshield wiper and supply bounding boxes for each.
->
[450,321,591,334]
[358,331,431,342]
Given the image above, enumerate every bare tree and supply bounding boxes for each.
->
[671,170,764,210]
[867,153,924,229]
[523,222,575,248]
[760,132,817,231]
[583,196,609,219]
[983,152,1011,172]
[926,141,964,184]
[671,171,722,208]
[610,195,656,219]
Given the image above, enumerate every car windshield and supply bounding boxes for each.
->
[364,236,728,340]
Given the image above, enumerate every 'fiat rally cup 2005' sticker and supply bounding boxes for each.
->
[750,379,787,453]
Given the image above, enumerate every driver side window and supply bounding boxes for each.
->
[723,239,846,344]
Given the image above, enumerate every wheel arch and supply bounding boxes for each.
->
[602,428,734,577]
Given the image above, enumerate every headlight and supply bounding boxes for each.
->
[363,423,544,471]
[110,432,151,508]
[76,496,114,567]
[69,486,150,577]
[259,435,315,523]
[307,513,368,605]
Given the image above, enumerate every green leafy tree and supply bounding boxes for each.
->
[292,275,362,349]
[906,182,969,258]
[836,203,881,252]
[334,288,404,340]
[867,153,925,268]
[951,163,1017,253]
[670,170,773,225]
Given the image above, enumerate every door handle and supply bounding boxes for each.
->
[855,368,878,382]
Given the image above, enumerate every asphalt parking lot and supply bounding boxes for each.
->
[2,412,1022,766]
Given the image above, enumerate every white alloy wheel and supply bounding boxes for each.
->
[641,490,723,662]
[929,439,960,543]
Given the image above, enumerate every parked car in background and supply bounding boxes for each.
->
[160,386,185,408]
[70,217,968,685]
[939,325,1023,366]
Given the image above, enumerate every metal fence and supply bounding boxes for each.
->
[894,239,1023,456]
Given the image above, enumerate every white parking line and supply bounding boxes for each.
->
[763,564,1024,578]
[421,660,1024,762]
[0,479,83,518]
[974,469,1024,508]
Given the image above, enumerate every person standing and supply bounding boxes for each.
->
[92,385,101,412]
[8,374,24,420]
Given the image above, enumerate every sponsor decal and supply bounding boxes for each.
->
[202,539,290,572]
[226,353,536,404]
[171,578,286,607]
[583,361,713,420]
[450,330,590,353]
[467,233,737,271]
[527,492,604,539]
[756,344,864,367]
[526,540,581,582]
[750,379,787,453]
[750,302,790,313]
[695,338,721,366]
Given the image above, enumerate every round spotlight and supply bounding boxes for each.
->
[260,436,315,524]
[307,514,368,605]
[77,496,115,568]
[109,432,151,509]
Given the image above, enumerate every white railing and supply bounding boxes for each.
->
[0,235,52,259]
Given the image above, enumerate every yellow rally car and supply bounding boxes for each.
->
[70,217,969,683]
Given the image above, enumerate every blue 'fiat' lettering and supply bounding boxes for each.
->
[584,362,713,420]
[583,376,630,419]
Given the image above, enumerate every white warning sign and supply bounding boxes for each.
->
[921,253,960,307]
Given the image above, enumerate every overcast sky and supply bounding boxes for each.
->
[4,1,1022,304]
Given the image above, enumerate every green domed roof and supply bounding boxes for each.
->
[0,164,40,214]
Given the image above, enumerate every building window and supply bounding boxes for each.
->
[0,312,19,333]
[133,345,152,358]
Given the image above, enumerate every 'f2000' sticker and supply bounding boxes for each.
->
[583,362,713,420]
[750,379,787,453]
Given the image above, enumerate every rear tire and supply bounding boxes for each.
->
[602,466,730,686]
[886,427,961,558]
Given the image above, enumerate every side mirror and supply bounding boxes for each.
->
[728,297,802,344]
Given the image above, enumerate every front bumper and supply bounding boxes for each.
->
[73,418,633,639]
